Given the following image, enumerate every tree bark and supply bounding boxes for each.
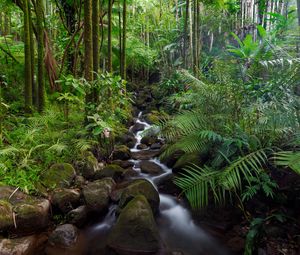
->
[92,0,99,76]
[183,0,189,68]
[84,0,93,82]
[107,0,113,72]
[121,0,127,79]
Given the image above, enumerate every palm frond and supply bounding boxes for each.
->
[273,151,300,174]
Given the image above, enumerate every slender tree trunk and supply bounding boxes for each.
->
[29,5,36,107]
[84,0,93,82]
[183,0,189,68]
[107,0,113,72]
[92,0,99,77]
[121,0,127,79]
[35,0,45,112]
[24,0,33,111]
[193,0,197,74]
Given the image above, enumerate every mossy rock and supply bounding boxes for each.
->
[119,179,159,214]
[173,152,203,174]
[40,163,76,190]
[51,188,81,214]
[107,195,160,254]
[94,164,126,181]
[82,178,115,212]
[112,145,131,160]
[77,152,99,179]
[0,200,13,231]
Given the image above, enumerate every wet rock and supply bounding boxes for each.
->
[137,144,148,150]
[140,161,164,175]
[94,164,126,181]
[141,136,156,146]
[66,206,88,227]
[0,234,48,255]
[83,178,115,212]
[112,160,134,169]
[107,195,161,254]
[74,175,86,188]
[51,189,81,214]
[47,224,79,248]
[150,143,162,150]
[40,163,76,190]
[113,145,131,161]
[131,122,146,133]
[132,150,160,160]
[76,152,100,179]
[116,133,137,149]
[119,179,160,214]
[123,168,139,179]
[0,200,13,231]
[160,150,185,168]
[144,111,160,124]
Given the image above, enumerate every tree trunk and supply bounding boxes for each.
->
[84,0,93,82]
[24,0,33,111]
[35,0,45,112]
[183,0,189,68]
[121,0,127,80]
[107,0,113,72]
[29,4,36,107]
[92,0,99,77]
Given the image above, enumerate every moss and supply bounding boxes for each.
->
[40,163,76,190]
[0,200,13,230]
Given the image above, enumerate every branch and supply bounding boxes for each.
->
[0,45,20,64]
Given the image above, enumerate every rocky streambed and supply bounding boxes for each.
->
[0,88,231,255]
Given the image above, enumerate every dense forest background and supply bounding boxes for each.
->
[0,0,299,254]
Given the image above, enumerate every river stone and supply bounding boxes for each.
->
[107,195,160,254]
[160,150,185,168]
[131,150,160,160]
[0,200,13,231]
[0,234,48,255]
[113,145,131,160]
[83,178,115,212]
[141,136,156,146]
[40,163,76,190]
[119,179,160,214]
[94,164,126,181]
[51,188,81,214]
[150,143,162,150]
[76,152,100,179]
[140,161,164,175]
[131,122,145,133]
[116,133,137,149]
[112,160,134,169]
[66,205,88,227]
[47,224,79,248]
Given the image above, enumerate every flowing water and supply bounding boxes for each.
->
[82,112,230,255]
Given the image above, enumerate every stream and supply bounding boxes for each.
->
[81,112,230,255]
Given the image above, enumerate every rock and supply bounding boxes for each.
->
[13,198,50,234]
[141,136,156,146]
[74,175,86,188]
[66,206,88,227]
[137,144,148,150]
[0,200,13,231]
[40,163,76,190]
[160,150,184,168]
[47,224,79,248]
[172,152,202,174]
[112,160,134,169]
[0,234,48,255]
[131,122,145,133]
[0,186,50,234]
[119,179,160,214]
[113,145,131,160]
[116,133,137,149]
[132,150,160,160]
[94,164,126,181]
[107,195,161,254]
[83,178,115,212]
[150,143,162,150]
[51,189,81,214]
[123,169,139,179]
[144,111,160,124]
[76,152,100,179]
[140,161,164,175]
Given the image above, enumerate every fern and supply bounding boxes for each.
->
[273,151,300,174]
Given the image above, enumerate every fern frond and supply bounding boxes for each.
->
[273,151,300,174]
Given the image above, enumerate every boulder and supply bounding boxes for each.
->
[112,160,134,169]
[150,143,162,150]
[119,179,159,214]
[0,234,48,255]
[51,189,81,214]
[47,224,79,248]
[132,150,160,160]
[0,186,50,235]
[83,178,115,212]
[94,164,126,181]
[144,111,161,124]
[113,145,131,160]
[40,163,76,190]
[76,152,100,179]
[107,195,160,254]
[140,161,164,175]
[73,175,86,188]
[66,206,88,227]
[137,144,148,150]
[131,122,145,133]
[116,133,137,149]
[141,136,156,146]
[160,150,185,168]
